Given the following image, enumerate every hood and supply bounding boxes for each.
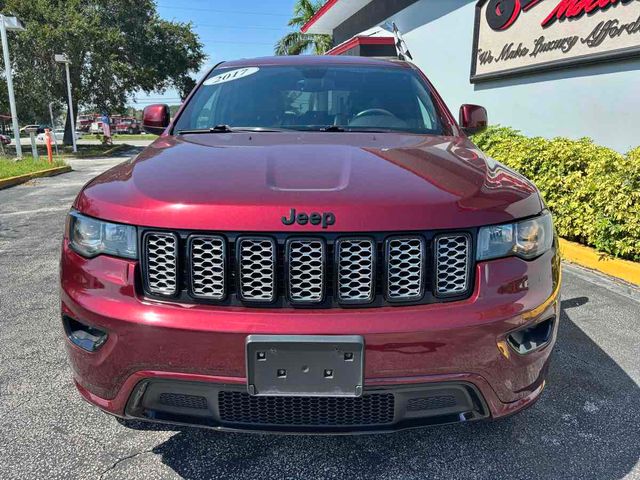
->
[75,133,542,232]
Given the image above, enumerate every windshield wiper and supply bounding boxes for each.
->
[210,124,234,133]
[320,125,346,132]
[177,125,293,134]
[176,124,234,134]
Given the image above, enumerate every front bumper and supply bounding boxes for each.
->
[60,240,561,432]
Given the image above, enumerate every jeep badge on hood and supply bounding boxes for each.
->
[282,208,336,229]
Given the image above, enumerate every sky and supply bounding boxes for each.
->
[129,0,299,108]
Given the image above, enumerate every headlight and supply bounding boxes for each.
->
[477,211,554,261]
[68,211,137,259]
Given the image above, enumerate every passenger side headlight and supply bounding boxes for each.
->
[68,211,137,259]
[477,211,554,261]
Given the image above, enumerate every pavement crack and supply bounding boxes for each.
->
[99,448,155,479]
[555,349,620,373]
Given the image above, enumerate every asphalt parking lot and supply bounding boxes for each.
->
[0,154,639,480]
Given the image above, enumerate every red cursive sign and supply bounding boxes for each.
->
[485,0,636,31]
[542,0,636,27]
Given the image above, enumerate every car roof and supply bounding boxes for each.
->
[218,55,412,70]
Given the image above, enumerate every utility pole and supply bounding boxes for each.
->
[0,15,25,159]
[55,54,77,153]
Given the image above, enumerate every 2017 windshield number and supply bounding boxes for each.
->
[205,67,259,86]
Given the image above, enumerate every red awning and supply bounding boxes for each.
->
[326,36,395,55]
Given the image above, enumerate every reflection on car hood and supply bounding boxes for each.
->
[75,132,542,232]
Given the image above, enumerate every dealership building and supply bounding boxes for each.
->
[302,0,640,152]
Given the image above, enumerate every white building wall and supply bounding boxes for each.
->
[386,0,640,153]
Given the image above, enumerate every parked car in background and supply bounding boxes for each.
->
[36,129,83,142]
[114,117,141,134]
[20,124,48,135]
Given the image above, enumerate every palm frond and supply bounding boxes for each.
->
[274,32,313,56]
[314,34,332,55]
[276,1,333,56]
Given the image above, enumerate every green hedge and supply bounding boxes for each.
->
[471,127,640,261]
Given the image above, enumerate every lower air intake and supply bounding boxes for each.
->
[158,393,208,410]
[407,395,457,412]
[218,391,395,426]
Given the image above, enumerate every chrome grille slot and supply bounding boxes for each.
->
[435,234,471,296]
[238,238,276,302]
[336,238,375,303]
[287,239,325,303]
[144,232,178,296]
[385,236,425,301]
[190,235,226,300]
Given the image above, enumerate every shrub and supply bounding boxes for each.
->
[471,127,640,261]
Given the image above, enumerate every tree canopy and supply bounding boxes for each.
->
[0,0,205,127]
[275,0,331,55]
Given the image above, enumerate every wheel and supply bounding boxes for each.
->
[127,128,134,134]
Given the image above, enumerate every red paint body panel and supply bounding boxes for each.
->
[60,57,559,429]
[74,133,541,232]
[61,241,560,417]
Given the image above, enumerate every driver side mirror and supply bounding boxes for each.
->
[459,104,488,135]
[142,104,170,135]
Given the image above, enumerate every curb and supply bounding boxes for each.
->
[560,239,640,286]
[0,165,72,190]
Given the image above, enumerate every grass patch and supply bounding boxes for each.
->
[0,157,67,180]
[63,144,131,158]
[113,134,156,141]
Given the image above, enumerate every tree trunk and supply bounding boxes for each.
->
[62,100,78,147]
[63,104,72,146]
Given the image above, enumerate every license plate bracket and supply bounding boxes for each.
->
[246,335,364,397]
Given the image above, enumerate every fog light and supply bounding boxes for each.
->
[62,315,108,352]
[507,318,554,355]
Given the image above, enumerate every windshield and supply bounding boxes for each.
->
[174,65,448,134]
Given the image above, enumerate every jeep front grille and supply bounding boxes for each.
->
[434,234,471,297]
[287,239,325,303]
[238,238,276,302]
[143,232,178,296]
[336,238,375,303]
[142,231,473,307]
[190,235,226,300]
[385,237,425,301]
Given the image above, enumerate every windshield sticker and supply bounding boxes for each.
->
[204,67,259,86]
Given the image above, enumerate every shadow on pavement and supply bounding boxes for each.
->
[140,297,639,479]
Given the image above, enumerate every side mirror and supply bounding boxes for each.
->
[142,104,170,135]
[459,104,488,135]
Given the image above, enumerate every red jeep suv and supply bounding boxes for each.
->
[60,56,560,433]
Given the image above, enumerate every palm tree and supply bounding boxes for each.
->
[275,0,332,55]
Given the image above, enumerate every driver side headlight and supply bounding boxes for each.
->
[67,211,137,259]
[477,211,554,261]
